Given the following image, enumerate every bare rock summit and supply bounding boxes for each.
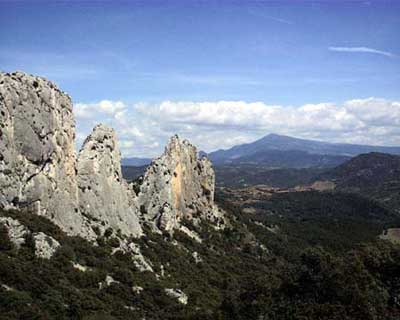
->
[0,71,223,241]
[137,135,225,232]
[0,71,94,238]
[0,72,142,239]
[77,124,142,238]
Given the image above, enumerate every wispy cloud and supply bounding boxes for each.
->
[329,46,396,58]
[247,9,294,25]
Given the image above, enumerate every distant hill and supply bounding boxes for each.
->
[224,149,350,168]
[121,134,400,169]
[208,133,400,167]
[214,165,326,189]
[318,152,400,210]
[121,165,147,181]
[121,157,152,166]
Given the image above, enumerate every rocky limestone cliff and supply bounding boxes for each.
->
[0,72,93,237]
[0,71,222,241]
[137,135,225,232]
[0,216,60,259]
[77,124,142,237]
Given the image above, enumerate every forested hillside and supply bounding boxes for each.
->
[1,189,400,319]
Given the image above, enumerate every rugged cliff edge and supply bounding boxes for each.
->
[77,124,142,238]
[0,71,223,240]
[0,71,94,238]
[137,135,225,232]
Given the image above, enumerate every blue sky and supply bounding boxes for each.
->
[1,1,400,156]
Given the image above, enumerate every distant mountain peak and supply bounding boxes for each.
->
[264,133,290,138]
[207,133,400,167]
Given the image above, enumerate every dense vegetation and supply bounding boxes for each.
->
[121,165,148,182]
[320,153,400,211]
[1,187,400,319]
[214,165,325,188]
[213,149,349,168]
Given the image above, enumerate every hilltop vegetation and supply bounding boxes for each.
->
[214,165,325,189]
[1,188,400,319]
[319,153,400,211]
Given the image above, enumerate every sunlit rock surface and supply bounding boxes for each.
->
[137,135,225,232]
[0,72,93,238]
[77,124,142,238]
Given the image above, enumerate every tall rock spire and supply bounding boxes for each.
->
[137,135,224,232]
[0,71,223,240]
[0,71,94,238]
[77,124,142,237]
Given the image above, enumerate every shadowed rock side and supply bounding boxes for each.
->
[137,135,225,232]
[0,71,94,238]
[77,124,142,237]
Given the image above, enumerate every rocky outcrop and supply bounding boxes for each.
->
[99,275,120,290]
[164,288,188,305]
[33,232,60,259]
[0,72,93,238]
[77,124,142,238]
[113,240,154,272]
[137,135,225,232]
[0,216,28,248]
[0,216,60,258]
[0,72,142,240]
[0,71,223,242]
[72,262,90,272]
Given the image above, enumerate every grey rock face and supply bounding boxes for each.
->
[112,240,153,272]
[0,216,60,258]
[138,135,225,232]
[0,216,29,248]
[0,71,221,242]
[164,288,188,305]
[77,124,142,238]
[99,275,119,290]
[0,72,142,240]
[33,232,60,259]
[0,72,92,237]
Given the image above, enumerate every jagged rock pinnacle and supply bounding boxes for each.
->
[137,135,224,232]
[0,71,223,241]
[77,124,142,237]
[0,71,93,238]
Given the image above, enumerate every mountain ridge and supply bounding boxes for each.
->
[121,157,152,166]
[206,133,400,166]
[122,134,400,168]
[315,152,400,210]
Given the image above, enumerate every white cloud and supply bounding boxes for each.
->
[344,98,400,126]
[329,46,396,58]
[98,100,126,114]
[119,140,135,149]
[75,100,126,119]
[74,98,400,157]
[120,127,144,138]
